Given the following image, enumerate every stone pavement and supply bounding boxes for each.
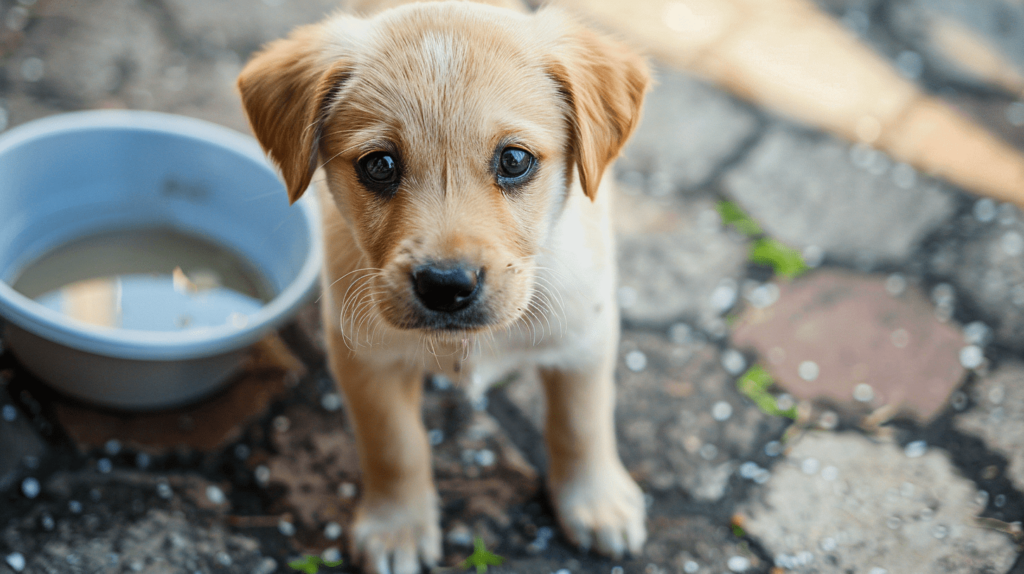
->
[1,0,1024,573]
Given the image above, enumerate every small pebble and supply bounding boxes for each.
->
[950,391,968,411]
[853,383,874,402]
[995,494,1007,508]
[68,500,82,513]
[818,410,838,430]
[6,553,25,572]
[802,245,824,268]
[976,490,990,507]
[205,485,226,505]
[104,439,122,456]
[135,452,151,469]
[428,429,444,446]
[278,520,296,537]
[617,286,638,309]
[890,328,910,348]
[338,482,357,498]
[216,551,232,566]
[2,404,16,422]
[40,514,54,531]
[157,482,173,499]
[321,547,341,563]
[753,468,771,484]
[20,57,44,82]
[747,283,780,308]
[272,415,291,433]
[97,458,113,473]
[324,522,342,540]
[904,441,927,458]
[611,567,625,574]
[21,477,39,499]
[668,323,692,345]
[764,441,783,457]
[798,360,819,382]
[776,394,795,411]
[975,198,997,222]
[959,345,984,369]
[821,466,839,481]
[801,458,820,475]
[886,516,901,530]
[321,393,343,412]
[1004,232,1024,256]
[739,461,759,479]
[253,558,278,574]
[932,525,948,539]
[683,561,699,573]
[710,279,738,314]
[964,322,992,347]
[721,349,746,375]
[254,465,270,487]
[699,444,718,461]
[820,537,837,551]
[989,386,1005,405]
[234,444,251,461]
[431,374,452,390]
[885,273,907,296]
[475,449,496,467]
[727,555,750,572]
[711,401,733,422]
[932,283,955,307]
[625,350,647,372]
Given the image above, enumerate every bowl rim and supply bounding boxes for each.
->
[0,109,323,361]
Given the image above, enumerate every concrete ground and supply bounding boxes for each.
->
[1,0,1024,573]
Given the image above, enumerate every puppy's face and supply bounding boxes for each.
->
[239,2,648,338]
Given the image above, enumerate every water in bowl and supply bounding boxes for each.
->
[11,228,274,331]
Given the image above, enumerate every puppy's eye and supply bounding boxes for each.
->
[497,147,534,181]
[359,152,398,184]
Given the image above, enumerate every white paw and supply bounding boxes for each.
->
[549,463,647,559]
[349,495,442,574]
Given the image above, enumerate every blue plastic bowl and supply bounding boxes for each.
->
[0,110,322,409]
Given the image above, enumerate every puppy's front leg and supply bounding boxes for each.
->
[541,337,647,559]
[328,348,440,574]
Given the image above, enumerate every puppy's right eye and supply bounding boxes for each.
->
[356,151,400,195]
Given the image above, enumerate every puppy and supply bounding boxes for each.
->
[238,2,650,572]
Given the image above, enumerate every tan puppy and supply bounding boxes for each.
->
[238,2,649,572]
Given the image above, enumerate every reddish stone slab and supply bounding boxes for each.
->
[732,270,966,421]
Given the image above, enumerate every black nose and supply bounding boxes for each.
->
[412,263,482,313]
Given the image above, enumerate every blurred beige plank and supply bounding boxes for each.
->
[557,0,1024,207]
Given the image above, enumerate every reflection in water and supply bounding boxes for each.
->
[12,228,274,331]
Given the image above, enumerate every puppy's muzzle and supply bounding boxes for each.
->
[412,262,482,313]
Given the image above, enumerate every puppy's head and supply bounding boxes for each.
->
[238,2,648,339]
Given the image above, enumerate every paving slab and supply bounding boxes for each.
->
[618,67,761,195]
[722,125,956,267]
[931,211,1024,350]
[1,470,272,574]
[614,192,748,328]
[616,330,791,502]
[955,361,1024,494]
[888,0,1024,92]
[732,270,966,422]
[739,431,1019,574]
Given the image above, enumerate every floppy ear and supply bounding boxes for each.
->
[544,13,650,201]
[237,23,351,204]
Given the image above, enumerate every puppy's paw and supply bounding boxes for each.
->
[349,495,442,574]
[550,463,647,559]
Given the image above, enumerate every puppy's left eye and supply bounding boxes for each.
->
[496,147,535,182]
